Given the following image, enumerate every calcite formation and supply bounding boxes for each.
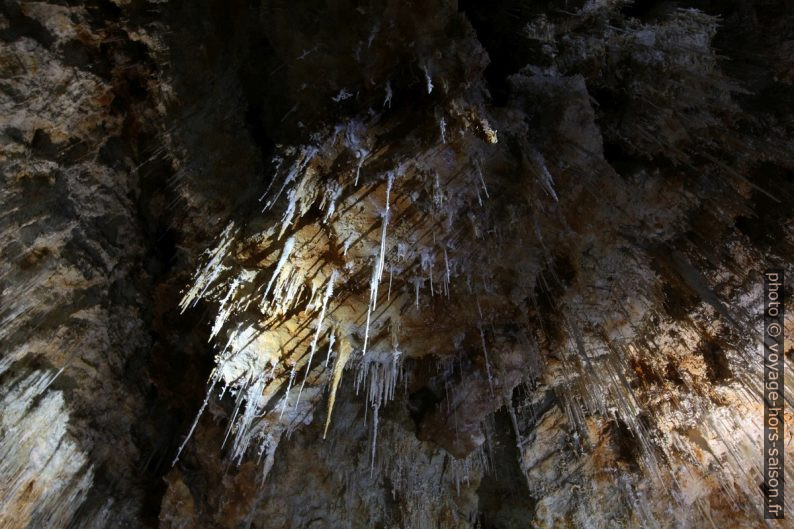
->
[0,0,792,528]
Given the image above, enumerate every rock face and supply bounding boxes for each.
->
[1,0,792,528]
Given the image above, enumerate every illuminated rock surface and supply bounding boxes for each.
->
[1,0,793,527]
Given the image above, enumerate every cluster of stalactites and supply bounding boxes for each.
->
[176,95,504,472]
